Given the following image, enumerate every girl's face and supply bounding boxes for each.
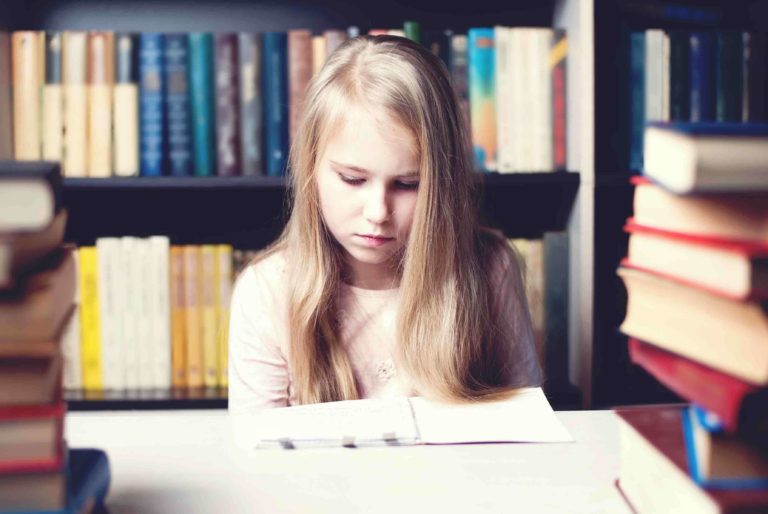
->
[315,107,420,289]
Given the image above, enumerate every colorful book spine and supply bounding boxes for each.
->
[78,247,103,392]
[262,32,289,176]
[139,33,166,177]
[183,246,203,388]
[87,31,114,178]
[238,33,263,176]
[216,244,233,388]
[403,21,421,43]
[200,245,218,387]
[114,33,139,176]
[689,31,715,122]
[164,33,193,176]
[467,28,496,171]
[450,34,470,136]
[42,32,64,163]
[189,33,216,177]
[214,33,241,177]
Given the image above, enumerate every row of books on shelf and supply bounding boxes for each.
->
[613,122,768,513]
[0,22,567,179]
[628,29,768,171]
[0,164,110,511]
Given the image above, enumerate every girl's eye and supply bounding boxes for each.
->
[338,173,364,185]
[395,181,419,191]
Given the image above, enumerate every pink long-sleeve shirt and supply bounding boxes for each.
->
[228,244,542,414]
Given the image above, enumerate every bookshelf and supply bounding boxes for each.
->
[2,0,596,409]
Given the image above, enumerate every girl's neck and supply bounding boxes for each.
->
[344,259,399,291]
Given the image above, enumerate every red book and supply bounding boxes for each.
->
[628,338,765,434]
[0,402,66,471]
[287,29,312,143]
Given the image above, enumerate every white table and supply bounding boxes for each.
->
[65,410,631,514]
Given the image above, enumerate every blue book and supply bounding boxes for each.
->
[467,28,495,172]
[628,31,645,172]
[715,31,743,122]
[139,33,166,176]
[262,32,288,177]
[164,34,193,177]
[682,406,768,490]
[189,33,216,177]
[646,120,768,135]
[689,31,716,122]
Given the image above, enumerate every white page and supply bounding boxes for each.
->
[410,387,573,444]
[235,397,419,449]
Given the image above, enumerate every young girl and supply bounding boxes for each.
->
[228,35,542,413]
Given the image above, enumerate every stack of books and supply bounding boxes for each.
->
[615,122,768,512]
[0,161,110,513]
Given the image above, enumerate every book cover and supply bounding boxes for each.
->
[0,403,65,465]
[689,31,716,122]
[86,31,114,178]
[715,31,743,123]
[238,32,263,176]
[121,237,140,390]
[628,31,646,171]
[42,32,64,163]
[78,247,102,392]
[288,29,312,144]
[200,245,218,388]
[95,238,124,391]
[262,32,289,177]
[403,20,420,43]
[183,246,203,388]
[149,236,171,389]
[62,31,88,177]
[139,33,166,177]
[214,33,241,177]
[189,32,216,177]
[135,238,155,389]
[215,244,233,388]
[114,32,140,177]
[467,28,496,171]
[170,246,187,388]
[164,33,193,177]
[11,31,43,161]
[0,32,12,159]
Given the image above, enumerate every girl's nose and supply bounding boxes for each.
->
[362,186,390,224]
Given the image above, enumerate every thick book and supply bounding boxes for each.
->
[624,220,768,300]
[189,33,216,177]
[0,403,65,466]
[164,33,193,177]
[139,33,166,177]
[628,338,768,435]
[287,29,312,144]
[0,247,76,344]
[643,121,768,193]
[232,387,571,450]
[77,247,102,392]
[618,265,768,385]
[682,406,768,488]
[262,32,289,176]
[616,405,768,513]
[0,161,63,232]
[631,176,768,244]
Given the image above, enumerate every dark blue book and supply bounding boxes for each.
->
[628,31,646,171]
[715,31,743,122]
[647,120,768,135]
[262,32,288,177]
[139,33,166,177]
[238,33,263,176]
[164,33,193,177]
[189,33,216,177]
[689,31,716,122]
[669,30,690,121]
[744,32,767,122]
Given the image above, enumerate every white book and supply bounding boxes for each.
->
[136,238,154,389]
[645,29,665,124]
[535,28,554,172]
[149,236,171,389]
[232,387,572,450]
[96,238,123,391]
[495,27,513,173]
[121,237,140,390]
[510,28,525,172]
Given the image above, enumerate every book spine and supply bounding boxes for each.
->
[323,30,347,57]
[629,31,645,171]
[404,21,421,43]
[200,245,218,387]
[467,28,496,172]
[551,29,567,170]
[11,31,42,160]
[238,32,263,176]
[63,251,83,391]
[311,35,325,76]
[136,238,155,389]
[188,33,216,177]
[214,33,241,177]
[744,32,767,122]
[288,29,312,145]
[170,246,187,388]
[668,30,690,121]
[87,31,114,178]
[422,29,452,67]
[62,31,88,177]
[113,33,139,177]
[121,237,140,390]
[163,34,193,177]
[183,246,203,388]
[450,34,470,139]
[78,247,103,392]
[139,33,166,177]
[644,29,666,125]
[715,30,743,122]
[42,32,64,163]
[149,236,171,389]
[0,32,12,159]
[263,32,289,176]
[495,27,513,173]
[535,28,554,172]
[96,238,123,391]
[216,244,233,388]
[689,31,715,122]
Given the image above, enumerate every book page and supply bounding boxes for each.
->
[232,397,419,449]
[410,387,572,444]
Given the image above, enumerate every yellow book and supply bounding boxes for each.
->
[11,31,43,160]
[78,246,103,392]
[215,245,233,388]
[87,32,114,177]
[62,31,88,177]
[170,246,187,388]
[200,245,218,388]
[311,35,325,76]
[183,246,203,388]
[42,32,64,162]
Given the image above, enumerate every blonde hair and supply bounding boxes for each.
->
[260,35,517,404]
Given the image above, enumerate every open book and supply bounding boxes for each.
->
[231,387,572,449]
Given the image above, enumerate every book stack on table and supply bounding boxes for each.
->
[0,161,110,514]
[614,122,768,513]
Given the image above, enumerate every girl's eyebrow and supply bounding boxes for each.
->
[330,160,419,177]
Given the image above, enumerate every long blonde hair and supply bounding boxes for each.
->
[261,35,515,404]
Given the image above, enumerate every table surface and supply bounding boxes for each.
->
[64,409,632,514]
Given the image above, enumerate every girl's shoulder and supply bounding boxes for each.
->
[234,247,289,296]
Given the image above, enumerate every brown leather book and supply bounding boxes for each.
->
[0,354,62,406]
[0,210,67,291]
[288,29,312,142]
